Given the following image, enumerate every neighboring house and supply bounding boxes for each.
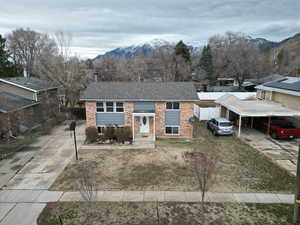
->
[214,76,300,136]
[256,76,300,126]
[0,77,60,136]
[80,82,198,140]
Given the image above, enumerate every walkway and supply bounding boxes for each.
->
[0,190,294,205]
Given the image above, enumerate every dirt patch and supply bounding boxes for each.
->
[38,202,293,225]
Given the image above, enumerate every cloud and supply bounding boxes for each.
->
[0,0,299,58]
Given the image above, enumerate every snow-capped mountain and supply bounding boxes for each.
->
[92,39,201,61]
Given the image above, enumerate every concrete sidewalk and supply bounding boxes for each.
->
[0,190,294,204]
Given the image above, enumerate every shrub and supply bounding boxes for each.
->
[114,126,133,144]
[85,126,98,143]
[103,126,115,143]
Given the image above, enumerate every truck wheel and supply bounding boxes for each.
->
[207,124,210,130]
[271,131,277,139]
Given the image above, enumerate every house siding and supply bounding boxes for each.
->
[165,110,180,125]
[134,102,155,112]
[96,113,125,126]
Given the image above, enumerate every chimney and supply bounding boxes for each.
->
[23,68,28,78]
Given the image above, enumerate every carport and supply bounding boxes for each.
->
[215,94,300,136]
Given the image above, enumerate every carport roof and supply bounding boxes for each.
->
[215,94,300,117]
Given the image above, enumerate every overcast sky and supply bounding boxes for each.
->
[1,0,300,58]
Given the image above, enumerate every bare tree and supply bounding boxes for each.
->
[183,152,217,203]
[77,161,98,224]
[6,28,53,76]
[209,31,271,88]
[34,31,88,108]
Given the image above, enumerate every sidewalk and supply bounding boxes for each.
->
[0,190,294,204]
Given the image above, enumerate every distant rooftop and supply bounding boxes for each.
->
[256,76,300,96]
[0,92,39,113]
[81,82,199,101]
[0,77,60,92]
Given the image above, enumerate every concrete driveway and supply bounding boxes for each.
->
[241,128,299,176]
[0,123,85,190]
[0,122,85,225]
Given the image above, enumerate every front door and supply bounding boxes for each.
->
[140,116,149,133]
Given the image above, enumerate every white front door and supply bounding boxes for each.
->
[140,116,149,133]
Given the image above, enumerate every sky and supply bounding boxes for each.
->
[1,0,300,58]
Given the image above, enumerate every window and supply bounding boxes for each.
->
[96,102,124,113]
[166,102,180,110]
[97,126,105,134]
[96,102,104,112]
[165,126,179,135]
[258,90,266,100]
[116,102,124,112]
[106,102,114,112]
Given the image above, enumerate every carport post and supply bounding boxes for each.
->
[238,115,242,136]
[267,117,271,134]
[294,144,300,224]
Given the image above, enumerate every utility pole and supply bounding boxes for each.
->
[294,144,300,225]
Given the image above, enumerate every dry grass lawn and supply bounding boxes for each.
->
[38,202,293,225]
[50,122,295,193]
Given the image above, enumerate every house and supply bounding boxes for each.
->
[80,82,199,140]
[256,76,300,126]
[0,77,60,136]
[215,76,300,136]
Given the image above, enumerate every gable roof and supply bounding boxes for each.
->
[0,92,39,113]
[0,77,60,93]
[81,82,199,101]
[256,76,300,96]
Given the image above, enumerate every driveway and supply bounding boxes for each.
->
[0,122,85,190]
[241,128,299,176]
[0,122,85,225]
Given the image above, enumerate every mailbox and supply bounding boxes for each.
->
[69,120,76,131]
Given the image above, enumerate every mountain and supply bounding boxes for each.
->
[92,39,201,61]
[249,38,279,51]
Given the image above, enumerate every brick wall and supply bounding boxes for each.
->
[155,101,194,138]
[179,102,194,138]
[124,102,134,127]
[85,101,96,127]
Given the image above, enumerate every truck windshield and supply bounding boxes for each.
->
[220,122,232,127]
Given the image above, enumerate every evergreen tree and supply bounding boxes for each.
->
[0,34,21,77]
[175,40,191,63]
[199,45,214,80]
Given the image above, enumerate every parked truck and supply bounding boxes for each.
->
[255,118,300,139]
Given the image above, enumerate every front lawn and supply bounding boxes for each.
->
[50,122,295,193]
[38,202,293,225]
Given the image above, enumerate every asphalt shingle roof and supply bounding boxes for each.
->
[0,77,60,92]
[0,92,39,113]
[81,82,199,101]
[263,77,300,92]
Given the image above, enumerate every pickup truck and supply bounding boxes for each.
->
[255,119,300,139]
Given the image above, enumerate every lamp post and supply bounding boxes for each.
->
[69,120,78,160]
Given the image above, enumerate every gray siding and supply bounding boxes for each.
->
[134,102,155,112]
[165,110,180,126]
[96,113,125,126]
[0,82,36,101]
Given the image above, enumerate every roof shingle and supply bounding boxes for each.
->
[81,82,199,101]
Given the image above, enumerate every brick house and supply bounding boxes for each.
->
[80,82,198,140]
[0,77,60,136]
